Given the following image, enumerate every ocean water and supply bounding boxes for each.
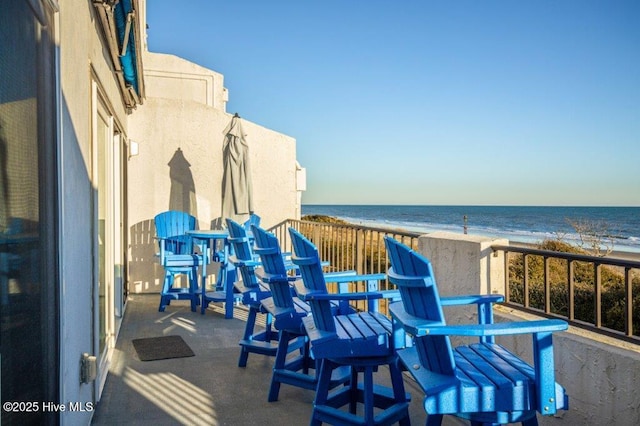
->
[301,205,640,253]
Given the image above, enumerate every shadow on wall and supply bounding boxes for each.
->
[129,218,163,293]
[130,149,202,293]
[169,148,197,217]
[210,218,223,230]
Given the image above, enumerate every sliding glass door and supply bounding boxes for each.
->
[93,87,124,395]
[0,1,58,424]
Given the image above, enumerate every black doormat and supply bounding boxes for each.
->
[132,335,195,361]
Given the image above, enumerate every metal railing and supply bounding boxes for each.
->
[267,219,421,314]
[493,244,640,344]
[266,219,639,345]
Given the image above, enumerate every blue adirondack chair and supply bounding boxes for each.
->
[384,237,569,426]
[154,210,202,312]
[243,213,261,234]
[251,225,350,402]
[200,214,261,317]
[225,218,278,367]
[289,228,410,426]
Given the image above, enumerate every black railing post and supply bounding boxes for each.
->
[568,260,575,321]
[595,263,602,328]
[544,256,551,314]
[523,254,530,308]
[625,267,633,337]
[504,250,510,303]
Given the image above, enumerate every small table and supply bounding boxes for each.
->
[186,229,238,318]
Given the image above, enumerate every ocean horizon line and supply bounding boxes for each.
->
[300,205,640,254]
[302,203,640,208]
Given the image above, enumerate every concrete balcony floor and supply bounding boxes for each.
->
[91,294,462,425]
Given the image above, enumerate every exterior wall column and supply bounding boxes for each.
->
[417,231,508,326]
[417,231,508,297]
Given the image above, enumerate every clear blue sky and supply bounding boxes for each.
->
[146,0,640,206]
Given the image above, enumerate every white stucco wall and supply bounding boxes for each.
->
[53,1,299,422]
[58,0,131,424]
[418,231,507,297]
[417,232,640,426]
[143,52,227,110]
[127,51,300,294]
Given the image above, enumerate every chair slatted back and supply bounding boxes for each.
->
[226,218,258,288]
[384,236,456,375]
[288,228,336,334]
[243,213,261,231]
[154,210,196,254]
[251,225,294,309]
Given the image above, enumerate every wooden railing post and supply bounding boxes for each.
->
[355,228,364,275]
[313,223,320,247]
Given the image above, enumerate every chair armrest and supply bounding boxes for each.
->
[323,272,386,284]
[380,290,401,300]
[283,259,329,272]
[227,236,249,244]
[256,268,298,284]
[440,294,504,306]
[422,320,567,337]
[294,280,384,302]
[227,255,260,268]
[256,268,352,284]
[156,238,169,263]
[389,302,567,337]
[254,246,279,255]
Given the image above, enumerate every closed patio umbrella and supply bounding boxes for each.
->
[221,113,254,226]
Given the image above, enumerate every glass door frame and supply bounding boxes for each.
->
[91,80,123,397]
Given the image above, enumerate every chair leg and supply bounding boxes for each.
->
[389,359,411,426]
[268,329,318,402]
[349,366,359,414]
[265,312,275,340]
[426,414,444,426]
[158,272,173,312]
[238,307,259,367]
[191,265,200,306]
[189,268,198,312]
[311,359,333,425]
[362,366,375,424]
[268,329,292,402]
[224,266,236,319]
[302,338,311,375]
[312,358,408,426]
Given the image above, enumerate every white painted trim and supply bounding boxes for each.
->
[51,0,66,410]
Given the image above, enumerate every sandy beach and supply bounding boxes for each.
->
[302,214,640,263]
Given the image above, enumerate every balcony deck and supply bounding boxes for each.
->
[91,294,457,425]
